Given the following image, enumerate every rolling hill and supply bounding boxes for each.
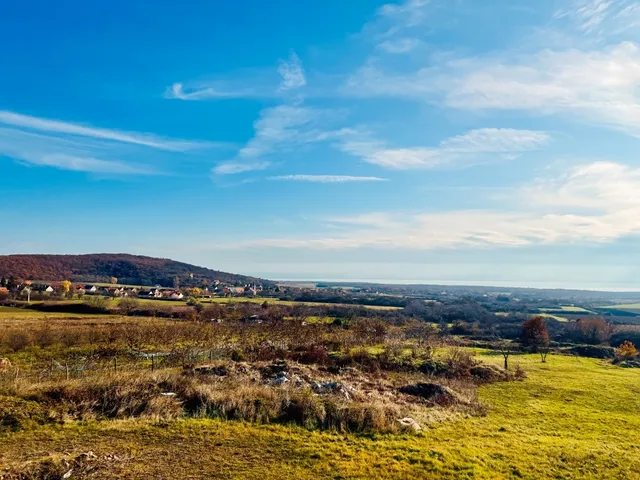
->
[0,254,269,287]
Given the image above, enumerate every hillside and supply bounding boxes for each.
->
[0,253,269,287]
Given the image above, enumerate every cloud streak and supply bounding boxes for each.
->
[0,110,208,151]
[217,160,640,250]
[0,127,158,175]
[340,128,550,170]
[269,175,388,183]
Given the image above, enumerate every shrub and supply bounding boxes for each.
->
[84,295,108,311]
[117,297,140,315]
[568,345,615,359]
[616,341,638,360]
[230,350,246,362]
[570,317,613,345]
[5,331,31,352]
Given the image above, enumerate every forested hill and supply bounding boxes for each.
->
[0,254,269,287]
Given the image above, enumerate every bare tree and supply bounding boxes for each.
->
[497,339,513,370]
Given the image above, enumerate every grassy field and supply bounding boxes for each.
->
[9,297,402,311]
[540,306,594,314]
[1,353,638,479]
[598,303,640,313]
[0,306,109,323]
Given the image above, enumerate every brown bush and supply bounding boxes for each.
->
[4,331,31,352]
[615,341,638,360]
[16,372,400,433]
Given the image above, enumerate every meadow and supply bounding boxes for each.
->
[1,305,639,479]
[1,354,637,479]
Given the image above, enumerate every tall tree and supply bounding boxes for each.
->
[60,280,72,297]
[521,316,550,362]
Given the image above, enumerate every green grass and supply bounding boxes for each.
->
[598,303,640,313]
[0,306,99,319]
[540,306,594,313]
[538,313,569,322]
[1,354,638,478]
[132,296,401,311]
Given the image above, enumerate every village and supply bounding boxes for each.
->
[0,277,264,302]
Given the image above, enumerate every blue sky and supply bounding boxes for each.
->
[3,0,640,289]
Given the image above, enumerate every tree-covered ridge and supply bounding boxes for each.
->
[0,254,268,287]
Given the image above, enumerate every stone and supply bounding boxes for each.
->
[310,381,352,400]
[272,376,289,385]
[398,417,421,432]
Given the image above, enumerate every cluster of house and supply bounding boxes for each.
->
[0,280,264,301]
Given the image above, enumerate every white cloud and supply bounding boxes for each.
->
[165,82,257,101]
[167,52,306,101]
[217,160,640,250]
[442,42,640,136]
[213,105,344,175]
[378,38,422,53]
[0,127,157,175]
[0,110,206,151]
[269,175,387,183]
[346,41,640,137]
[278,52,306,91]
[555,0,640,37]
[376,0,431,36]
[213,161,271,175]
[340,128,550,170]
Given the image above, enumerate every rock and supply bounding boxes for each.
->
[399,383,468,406]
[310,381,352,400]
[260,360,288,379]
[272,376,289,385]
[77,451,96,460]
[398,417,421,432]
[0,358,11,372]
[62,469,73,479]
[160,392,177,397]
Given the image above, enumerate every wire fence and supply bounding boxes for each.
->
[0,348,233,385]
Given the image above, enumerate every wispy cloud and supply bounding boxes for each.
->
[346,41,640,138]
[167,51,307,101]
[212,161,271,175]
[278,52,306,91]
[269,174,387,183]
[0,110,208,151]
[378,38,422,53]
[340,128,550,170]
[375,0,431,36]
[0,127,157,175]
[165,82,258,101]
[213,105,346,175]
[218,160,640,250]
[555,0,640,38]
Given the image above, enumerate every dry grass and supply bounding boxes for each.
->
[3,369,411,434]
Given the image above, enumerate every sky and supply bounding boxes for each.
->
[2,0,640,290]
